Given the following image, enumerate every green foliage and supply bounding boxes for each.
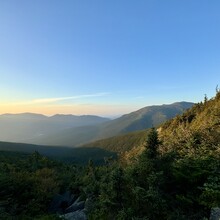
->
[82,129,148,153]
[145,127,160,159]
[199,158,220,208]
[0,151,76,218]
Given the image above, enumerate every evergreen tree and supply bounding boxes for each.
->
[145,127,160,159]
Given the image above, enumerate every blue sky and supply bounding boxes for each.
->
[0,0,220,116]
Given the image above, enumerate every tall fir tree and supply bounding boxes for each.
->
[145,127,160,159]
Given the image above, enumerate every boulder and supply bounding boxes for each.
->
[49,191,76,213]
[62,209,87,220]
[210,207,220,220]
[65,197,85,213]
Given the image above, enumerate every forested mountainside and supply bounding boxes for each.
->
[81,129,148,153]
[159,91,220,156]
[0,93,219,219]
[108,92,220,165]
[30,102,193,147]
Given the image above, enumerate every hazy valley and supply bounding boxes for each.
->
[0,101,194,147]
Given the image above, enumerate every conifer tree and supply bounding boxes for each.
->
[145,127,160,159]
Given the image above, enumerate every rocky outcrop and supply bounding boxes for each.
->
[49,191,76,213]
[62,209,87,220]
[210,207,220,220]
[65,197,85,214]
[49,191,87,220]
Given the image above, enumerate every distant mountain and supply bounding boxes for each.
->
[0,113,110,143]
[30,102,194,146]
[98,101,194,135]
[1,112,47,119]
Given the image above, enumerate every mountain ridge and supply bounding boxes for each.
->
[0,113,110,143]
[29,101,194,146]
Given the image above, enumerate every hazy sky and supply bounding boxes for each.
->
[0,0,219,116]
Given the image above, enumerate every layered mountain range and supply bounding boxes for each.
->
[0,102,194,146]
[0,113,109,143]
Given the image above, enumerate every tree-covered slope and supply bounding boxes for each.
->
[0,141,116,165]
[82,129,148,153]
[85,93,220,219]
[119,92,220,162]
[159,92,220,156]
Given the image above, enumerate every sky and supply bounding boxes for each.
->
[0,0,220,117]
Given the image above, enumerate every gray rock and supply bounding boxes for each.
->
[210,207,220,220]
[62,209,87,220]
[63,191,76,206]
[65,197,85,213]
[49,191,76,213]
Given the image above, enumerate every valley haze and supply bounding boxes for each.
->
[0,101,194,146]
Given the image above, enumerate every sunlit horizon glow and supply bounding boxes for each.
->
[0,103,143,118]
[0,94,197,117]
[0,1,219,116]
[0,90,199,117]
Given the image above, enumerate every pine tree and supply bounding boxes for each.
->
[145,127,160,159]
